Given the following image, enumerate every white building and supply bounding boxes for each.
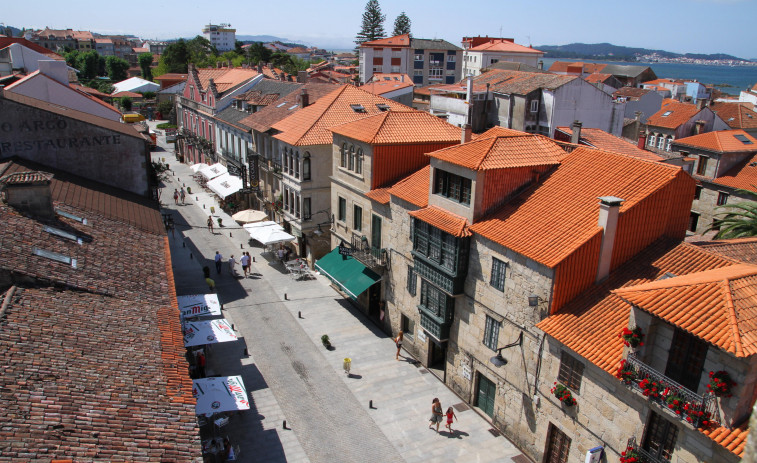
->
[461,37,544,77]
[740,83,757,109]
[112,77,160,94]
[202,24,236,52]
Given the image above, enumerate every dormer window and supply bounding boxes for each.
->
[434,169,471,205]
[662,111,672,117]
[350,104,366,113]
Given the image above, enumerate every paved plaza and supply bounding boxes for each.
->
[152,126,529,463]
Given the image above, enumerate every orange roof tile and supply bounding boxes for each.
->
[361,34,410,48]
[361,76,414,96]
[470,147,685,268]
[701,422,749,457]
[704,152,757,193]
[692,237,757,264]
[584,73,613,84]
[473,126,526,139]
[330,110,460,145]
[409,206,471,237]
[194,67,259,94]
[674,129,757,153]
[647,100,701,129]
[427,132,566,170]
[365,187,392,205]
[468,39,542,54]
[272,85,409,146]
[548,61,607,74]
[711,102,757,130]
[556,126,663,161]
[613,264,757,357]
[389,165,429,208]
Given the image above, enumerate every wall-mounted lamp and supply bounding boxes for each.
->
[311,210,334,236]
[490,332,523,367]
[528,294,546,307]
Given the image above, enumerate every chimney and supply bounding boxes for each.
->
[0,171,56,220]
[634,111,642,121]
[299,89,309,108]
[637,130,647,149]
[257,63,263,73]
[297,71,308,83]
[694,120,705,135]
[697,98,707,110]
[596,196,624,283]
[538,60,544,70]
[570,120,582,144]
[461,124,472,144]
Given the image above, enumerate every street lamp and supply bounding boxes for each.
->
[489,332,523,367]
[311,210,334,236]
[528,294,546,307]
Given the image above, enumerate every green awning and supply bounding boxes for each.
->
[315,247,381,299]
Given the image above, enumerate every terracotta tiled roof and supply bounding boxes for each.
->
[647,100,701,129]
[548,61,606,74]
[706,151,757,194]
[711,102,757,130]
[468,39,542,54]
[537,239,735,373]
[473,126,526,139]
[69,83,110,99]
[0,170,53,184]
[194,67,259,94]
[153,73,188,81]
[613,87,653,99]
[674,130,757,153]
[583,73,613,84]
[470,147,686,268]
[272,85,409,146]
[330,110,459,145]
[555,126,663,161]
[427,132,565,170]
[613,264,757,357]
[472,69,577,95]
[701,422,749,457]
[239,82,339,133]
[0,37,64,60]
[365,187,392,205]
[691,237,757,264]
[361,75,414,95]
[409,206,471,237]
[111,90,142,98]
[389,165,429,208]
[361,34,410,48]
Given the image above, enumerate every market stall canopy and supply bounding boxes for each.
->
[183,319,238,347]
[232,209,268,224]
[190,163,205,173]
[251,226,295,246]
[199,163,228,180]
[193,376,250,416]
[315,247,381,299]
[207,173,243,199]
[177,293,222,319]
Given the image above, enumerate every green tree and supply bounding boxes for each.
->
[355,0,386,47]
[97,81,114,94]
[392,11,412,37]
[711,189,757,238]
[271,52,293,70]
[159,39,190,74]
[63,49,80,68]
[105,56,129,82]
[76,50,100,80]
[187,35,217,67]
[247,42,272,65]
[138,52,154,81]
[120,96,133,111]
[235,40,245,55]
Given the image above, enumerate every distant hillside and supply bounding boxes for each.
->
[0,23,23,37]
[536,42,746,62]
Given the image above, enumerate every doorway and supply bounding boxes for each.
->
[476,373,496,418]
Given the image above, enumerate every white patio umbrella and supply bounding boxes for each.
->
[199,163,228,180]
[177,294,222,319]
[232,209,268,224]
[183,319,238,347]
[190,163,205,173]
[255,227,296,246]
[193,376,250,416]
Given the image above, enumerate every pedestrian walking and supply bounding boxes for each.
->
[445,407,457,432]
[429,398,443,432]
[207,215,214,233]
[196,350,206,377]
[173,189,179,204]
[215,251,223,274]
[228,254,237,276]
[205,276,216,292]
[179,187,186,204]
[394,330,404,360]
[277,247,285,263]
[241,252,250,277]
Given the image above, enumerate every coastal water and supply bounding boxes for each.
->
[540,58,757,96]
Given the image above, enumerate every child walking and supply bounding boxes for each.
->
[445,406,457,432]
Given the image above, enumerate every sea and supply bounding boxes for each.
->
[540,58,757,96]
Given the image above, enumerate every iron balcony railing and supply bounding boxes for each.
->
[624,353,716,427]
[625,437,668,463]
[350,235,387,268]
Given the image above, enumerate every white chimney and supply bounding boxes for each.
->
[570,120,582,144]
[596,196,624,283]
[38,60,69,85]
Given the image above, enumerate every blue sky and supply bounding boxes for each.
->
[3,0,756,58]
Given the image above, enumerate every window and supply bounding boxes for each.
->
[429,68,443,79]
[401,314,415,340]
[303,153,311,180]
[665,327,707,392]
[419,280,446,317]
[348,145,355,171]
[483,315,500,351]
[338,197,346,222]
[689,212,700,232]
[391,65,401,73]
[696,155,708,175]
[447,55,456,62]
[490,258,507,291]
[294,151,300,178]
[665,137,673,151]
[341,143,347,167]
[353,205,362,231]
[295,193,300,218]
[434,169,472,205]
[414,54,423,61]
[642,412,678,462]
[407,266,417,296]
[414,70,423,76]
[648,135,656,147]
[657,136,665,150]
[694,185,702,200]
[303,197,311,220]
[717,191,729,206]
[557,351,584,392]
[544,423,571,463]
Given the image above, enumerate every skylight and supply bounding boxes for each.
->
[662,111,672,117]
[33,247,77,268]
[350,104,367,113]
[734,134,753,144]
[276,102,287,108]
[376,103,390,112]
[288,104,299,110]
[56,209,88,225]
[44,225,83,245]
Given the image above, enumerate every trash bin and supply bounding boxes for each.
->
[343,358,351,374]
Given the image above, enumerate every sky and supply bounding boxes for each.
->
[3,0,757,58]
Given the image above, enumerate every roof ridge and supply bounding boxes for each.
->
[722,278,744,357]
[475,137,499,169]
[369,111,392,144]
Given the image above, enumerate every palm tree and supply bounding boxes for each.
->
[710,188,757,238]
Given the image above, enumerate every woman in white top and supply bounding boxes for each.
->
[228,255,237,276]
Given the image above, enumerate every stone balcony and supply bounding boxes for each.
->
[349,235,387,269]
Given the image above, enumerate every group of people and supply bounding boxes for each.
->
[173,187,186,205]
[429,398,457,433]
[214,251,253,278]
